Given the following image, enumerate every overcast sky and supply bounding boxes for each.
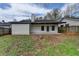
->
[0,3,78,22]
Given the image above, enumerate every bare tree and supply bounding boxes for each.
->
[46,12,52,20]
[64,4,77,17]
[44,9,62,20]
[39,17,42,20]
[50,9,62,20]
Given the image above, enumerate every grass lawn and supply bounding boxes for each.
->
[0,34,79,56]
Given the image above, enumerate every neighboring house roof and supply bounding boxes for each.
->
[0,22,10,26]
[61,16,79,21]
[10,20,31,24]
[61,17,79,26]
[65,18,79,21]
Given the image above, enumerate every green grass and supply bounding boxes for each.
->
[0,35,79,56]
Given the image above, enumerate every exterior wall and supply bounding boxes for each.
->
[31,24,58,34]
[61,19,79,32]
[11,24,30,35]
[62,19,79,26]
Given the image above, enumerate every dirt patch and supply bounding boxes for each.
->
[31,34,65,46]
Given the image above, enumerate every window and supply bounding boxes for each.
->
[47,26,49,32]
[41,26,44,31]
[52,26,55,31]
[61,25,64,27]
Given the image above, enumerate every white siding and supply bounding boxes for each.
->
[62,19,79,26]
[11,24,30,35]
[31,24,58,34]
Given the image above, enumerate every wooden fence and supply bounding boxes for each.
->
[58,26,79,34]
[0,27,11,36]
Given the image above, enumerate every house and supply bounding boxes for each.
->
[61,17,79,32]
[0,22,11,28]
[0,22,11,35]
[11,19,66,35]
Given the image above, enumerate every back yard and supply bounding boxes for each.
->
[0,34,79,56]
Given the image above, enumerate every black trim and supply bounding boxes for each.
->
[10,20,66,24]
[31,22,66,24]
[10,22,31,24]
[11,22,66,24]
